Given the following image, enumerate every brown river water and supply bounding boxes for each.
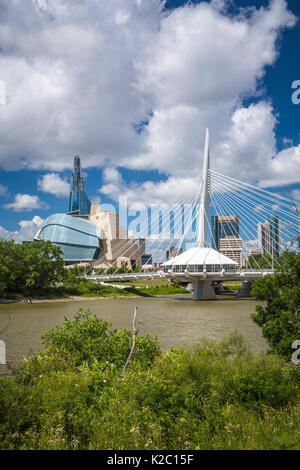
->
[0,295,266,363]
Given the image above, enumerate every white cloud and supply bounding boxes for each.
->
[0,184,7,196]
[0,215,44,242]
[38,173,69,197]
[3,194,48,212]
[0,0,298,191]
[259,144,300,187]
[100,167,201,206]
[291,189,300,202]
[0,0,163,171]
[127,0,296,184]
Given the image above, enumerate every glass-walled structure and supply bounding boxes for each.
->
[35,214,105,264]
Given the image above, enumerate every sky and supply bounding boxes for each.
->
[0,0,299,242]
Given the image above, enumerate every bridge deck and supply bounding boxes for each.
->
[85,269,274,283]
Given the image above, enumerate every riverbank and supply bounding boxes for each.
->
[0,277,191,304]
[0,292,192,305]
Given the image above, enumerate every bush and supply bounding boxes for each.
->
[1,324,300,450]
[40,310,161,370]
[252,250,300,358]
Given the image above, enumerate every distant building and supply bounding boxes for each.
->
[89,207,144,270]
[249,248,263,256]
[166,246,183,261]
[268,215,281,257]
[257,216,281,256]
[257,220,270,254]
[35,156,145,268]
[211,215,239,250]
[219,236,243,267]
[141,254,153,266]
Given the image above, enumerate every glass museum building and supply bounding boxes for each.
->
[35,156,105,264]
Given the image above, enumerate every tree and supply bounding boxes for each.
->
[247,253,276,269]
[0,239,65,296]
[251,250,300,358]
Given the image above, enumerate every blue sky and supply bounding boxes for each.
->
[0,0,299,240]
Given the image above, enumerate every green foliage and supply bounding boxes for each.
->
[0,239,188,299]
[247,253,276,269]
[171,279,181,288]
[0,239,65,296]
[40,309,161,370]
[252,250,300,358]
[1,323,300,450]
[61,273,189,298]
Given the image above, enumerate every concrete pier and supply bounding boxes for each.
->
[193,280,217,300]
[236,280,253,298]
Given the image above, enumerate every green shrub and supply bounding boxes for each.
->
[1,325,300,450]
[40,310,161,370]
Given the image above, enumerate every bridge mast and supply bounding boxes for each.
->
[197,128,210,247]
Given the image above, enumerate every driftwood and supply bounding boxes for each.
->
[122,306,141,376]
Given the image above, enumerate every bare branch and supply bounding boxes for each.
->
[122,306,139,376]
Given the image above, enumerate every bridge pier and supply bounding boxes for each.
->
[193,280,217,301]
[236,280,253,298]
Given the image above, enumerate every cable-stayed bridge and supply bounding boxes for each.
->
[84,129,299,300]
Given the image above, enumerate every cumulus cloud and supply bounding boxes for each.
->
[128,0,296,184]
[0,0,298,195]
[0,215,44,242]
[259,144,300,187]
[100,167,201,206]
[3,194,48,212]
[38,173,69,197]
[0,0,163,171]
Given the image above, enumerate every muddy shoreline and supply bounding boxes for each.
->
[0,292,192,305]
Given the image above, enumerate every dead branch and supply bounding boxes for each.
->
[122,306,140,376]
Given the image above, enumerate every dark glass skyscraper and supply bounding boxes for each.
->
[211,215,239,250]
[68,155,91,215]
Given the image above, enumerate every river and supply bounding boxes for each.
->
[0,295,266,363]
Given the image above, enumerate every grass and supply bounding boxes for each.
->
[222,281,242,292]
[1,278,189,301]
[105,278,174,288]
[69,279,189,298]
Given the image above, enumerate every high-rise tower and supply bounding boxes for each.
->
[68,156,91,215]
[268,215,281,257]
[211,215,240,251]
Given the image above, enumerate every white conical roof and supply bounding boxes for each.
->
[162,246,238,267]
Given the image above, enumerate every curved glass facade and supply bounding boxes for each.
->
[36,214,105,263]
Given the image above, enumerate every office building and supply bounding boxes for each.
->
[257,220,270,254]
[268,215,281,257]
[166,246,183,261]
[219,236,243,267]
[211,215,239,251]
[257,216,281,256]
